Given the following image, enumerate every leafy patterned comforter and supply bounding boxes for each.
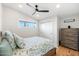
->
[13,36,54,56]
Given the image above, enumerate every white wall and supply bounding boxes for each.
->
[2,6,39,38]
[39,16,59,48]
[60,15,79,28]
[0,3,2,31]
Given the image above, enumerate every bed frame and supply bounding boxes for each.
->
[43,48,56,56]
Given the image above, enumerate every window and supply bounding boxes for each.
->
[18,19,37,28]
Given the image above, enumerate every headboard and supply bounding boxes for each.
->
[0,31,2,37]
[0,31,2,42]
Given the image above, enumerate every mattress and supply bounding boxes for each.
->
[13,36,54,56]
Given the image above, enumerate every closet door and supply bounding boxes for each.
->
[39,22,57,41]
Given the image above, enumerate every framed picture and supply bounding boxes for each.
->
[64,18,75,23]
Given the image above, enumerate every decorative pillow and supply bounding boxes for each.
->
[0,39,13,56]
[2,31,16,50]
[13,33,25,49]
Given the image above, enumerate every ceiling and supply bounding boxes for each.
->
[2,3,79,20]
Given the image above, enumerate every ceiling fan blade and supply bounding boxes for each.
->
[26,3,35,9]
[38,10,49,12]
[32,11,36,15]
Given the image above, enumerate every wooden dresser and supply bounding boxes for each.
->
[60,28,79,51]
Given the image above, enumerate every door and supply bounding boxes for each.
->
[39,22,57,41]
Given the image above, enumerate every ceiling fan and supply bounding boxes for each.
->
[26,3,49,15]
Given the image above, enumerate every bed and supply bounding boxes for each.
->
[0,31,56,56]
[13,36,56,56]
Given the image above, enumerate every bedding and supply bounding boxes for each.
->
[13,36,54,56]
[2,31,16,50]
[0,31,55,56]
[1,31,25,49]
[13,33,25,49]
[0,39,13,56]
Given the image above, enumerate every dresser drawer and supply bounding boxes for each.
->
[61,41,79,50]
[61,38,78,44]
[61,36,79,42]
[61,29,79,32]
[61,29,79,35]
[61,32,79,36]
[61,44,79,50]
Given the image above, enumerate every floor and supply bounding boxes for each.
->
[56,46,79,56]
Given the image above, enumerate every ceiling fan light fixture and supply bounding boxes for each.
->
[36,14,40,17]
